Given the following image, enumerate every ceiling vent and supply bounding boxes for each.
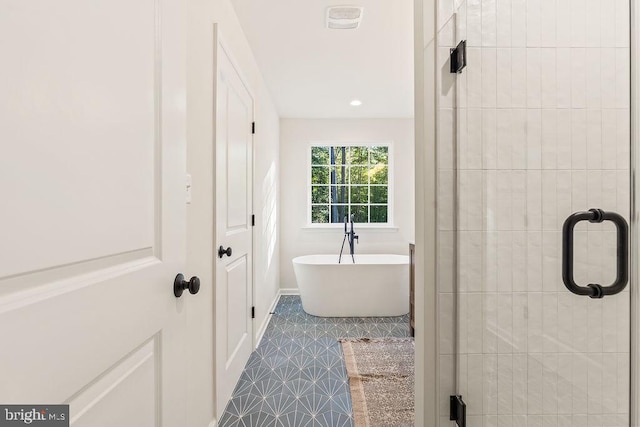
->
[326,6,364,30]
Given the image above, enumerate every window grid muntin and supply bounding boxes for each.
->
[309,144,389,224]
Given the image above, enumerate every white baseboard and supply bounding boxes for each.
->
[208,419,217,427]
[253,289,304,347]
[254,289,302,347]
[254,292,281,348]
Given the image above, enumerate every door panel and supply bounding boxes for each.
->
[0,0,188,425]
[227,84,250,229]
[0,0,157,278]
[444,0,632,425]
[226,257,249,362]
[215,34,254,417]
[69,339,158,427]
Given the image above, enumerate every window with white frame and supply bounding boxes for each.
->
[309,144,390,224]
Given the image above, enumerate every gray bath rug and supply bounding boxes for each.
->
[339,338,415,427]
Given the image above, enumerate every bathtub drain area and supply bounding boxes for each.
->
[217,295,411,427]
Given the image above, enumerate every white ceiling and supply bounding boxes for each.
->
[229,0,414,119]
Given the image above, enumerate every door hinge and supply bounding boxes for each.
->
[450,40,467,74]
[450,395,466,427]
[251,214,255,226]
[252,122,255,134]
[251,306,255,319]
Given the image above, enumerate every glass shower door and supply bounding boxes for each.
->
[444,0,632,426]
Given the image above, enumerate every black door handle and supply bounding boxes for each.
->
[174,274,200,298]
[218,246,232,258]
[562,208,628,298]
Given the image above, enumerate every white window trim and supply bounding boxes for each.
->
[306,140,395,228]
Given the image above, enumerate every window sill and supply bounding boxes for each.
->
[302,225,400,232]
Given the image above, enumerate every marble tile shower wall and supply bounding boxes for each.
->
[436,1,630,426]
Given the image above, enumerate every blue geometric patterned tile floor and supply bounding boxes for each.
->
[218,295,411,427]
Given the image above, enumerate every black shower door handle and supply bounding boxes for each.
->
[562,209,628,298]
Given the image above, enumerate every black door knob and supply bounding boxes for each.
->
[218,246,232,258]
[174,274,201,298]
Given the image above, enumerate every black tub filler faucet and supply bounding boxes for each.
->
[339,214,358,264]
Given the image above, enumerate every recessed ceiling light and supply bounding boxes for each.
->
[350,99,362,106]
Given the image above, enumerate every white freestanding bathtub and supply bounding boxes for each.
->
[292,254,410,317]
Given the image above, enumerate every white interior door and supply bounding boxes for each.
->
[0,1,190,426]
[214,33,255,417]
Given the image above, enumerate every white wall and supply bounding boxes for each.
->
[186,0,280,423]
[279,118,415,291]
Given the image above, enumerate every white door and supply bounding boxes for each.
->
[214,34,255,416]
[0,1,191,426]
